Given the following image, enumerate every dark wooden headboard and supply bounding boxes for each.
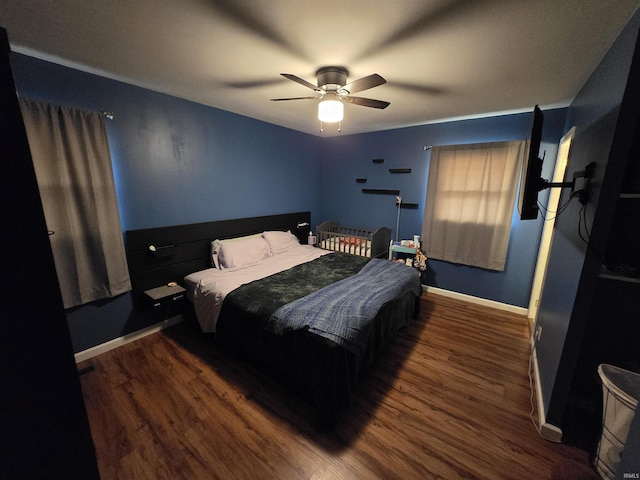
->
[125,211,311,292]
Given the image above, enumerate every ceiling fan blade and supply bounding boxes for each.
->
[270,96,318,101]
[340,74,386,94]
[281,73,321,91]
[344,96,390,109]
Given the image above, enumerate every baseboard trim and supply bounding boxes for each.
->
[423,285,528,316]
[74,314,184,364]
[531,347,563,443]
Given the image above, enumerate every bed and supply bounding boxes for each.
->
[125,212,421,425]
[316,220,391,258]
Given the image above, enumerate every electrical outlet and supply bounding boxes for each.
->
[535,326,543,342]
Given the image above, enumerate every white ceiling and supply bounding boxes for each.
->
[1,1,639,136]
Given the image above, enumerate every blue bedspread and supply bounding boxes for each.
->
[266,259,422,355]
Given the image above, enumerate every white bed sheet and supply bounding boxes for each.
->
[184,245,329,333]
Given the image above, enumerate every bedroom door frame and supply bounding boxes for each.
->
[527,127,576,327]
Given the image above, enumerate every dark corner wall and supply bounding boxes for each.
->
[535,7,640,430]
[13,51,571,353]
[1,27,100,478]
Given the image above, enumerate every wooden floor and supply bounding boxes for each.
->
[78,293,598,480]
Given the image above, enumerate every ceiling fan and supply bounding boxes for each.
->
[270,66,390,131]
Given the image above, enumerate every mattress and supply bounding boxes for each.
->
[184,244,328,332]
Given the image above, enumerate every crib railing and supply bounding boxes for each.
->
[316,221,390,258]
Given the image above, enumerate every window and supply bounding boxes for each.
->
[421,140,524,271]
[20,98,131,308]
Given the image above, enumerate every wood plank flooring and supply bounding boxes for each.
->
[78,293,598,479]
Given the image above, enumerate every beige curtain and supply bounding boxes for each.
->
[422,140,524,271]
[20,98,131,308]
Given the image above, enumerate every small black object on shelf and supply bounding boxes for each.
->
[362,188,400,195]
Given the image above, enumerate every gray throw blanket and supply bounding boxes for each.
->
[266,259,422,355]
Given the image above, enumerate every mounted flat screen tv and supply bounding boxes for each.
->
[517,105,545,220]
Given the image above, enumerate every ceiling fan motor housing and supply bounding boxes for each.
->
[316,66,348,89]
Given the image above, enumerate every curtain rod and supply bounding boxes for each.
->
[19,96,116,119]
[425,139,520,151]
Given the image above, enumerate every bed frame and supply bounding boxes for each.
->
[316,220,391,258]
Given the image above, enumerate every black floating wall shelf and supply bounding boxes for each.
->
[362,188,400,195]
[372,158,384,164]
[356,178,367,183]
[389,168,412,174]
[400,203,419,209]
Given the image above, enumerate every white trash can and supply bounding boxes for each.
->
[595,364,640,479]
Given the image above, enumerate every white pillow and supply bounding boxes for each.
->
[217,236,271,269]
[262,230,300,255]
[210,233,262,268]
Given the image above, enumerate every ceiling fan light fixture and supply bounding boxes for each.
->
[272,67,388,131]
[318,98,344,123]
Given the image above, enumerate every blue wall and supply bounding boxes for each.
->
[12,52,569,352]
[11,54,324,231]
[320,110,567,307]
